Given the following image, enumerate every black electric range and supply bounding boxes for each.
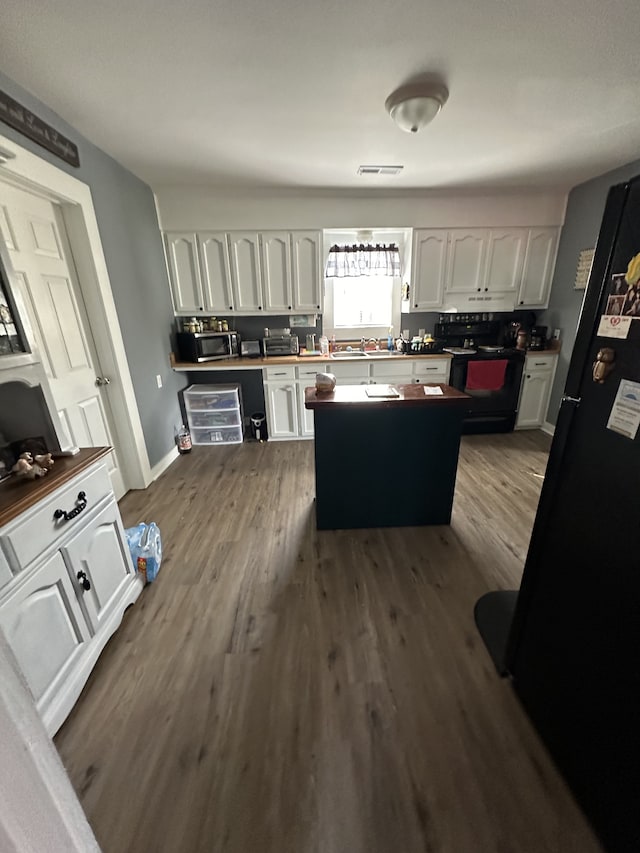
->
[436,321,525,433]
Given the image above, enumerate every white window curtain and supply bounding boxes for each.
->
[324,243,401,278]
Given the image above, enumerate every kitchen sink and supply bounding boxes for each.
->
[330,350,405,359]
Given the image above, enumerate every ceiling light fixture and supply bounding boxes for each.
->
[385,82,449,133]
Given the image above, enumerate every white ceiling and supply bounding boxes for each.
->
[2,0,640,192]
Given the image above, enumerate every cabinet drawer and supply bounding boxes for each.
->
[370,360,413,378]
[187,409,241,428]
[296,364,328,379]
[525,354,556,371]
[328,362,370,379]
[264,365,296,380]
[413,359,450,376]
[0,463,112,571]
[184,386,240,410]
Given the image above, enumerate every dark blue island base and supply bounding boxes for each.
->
[305,384,470,530]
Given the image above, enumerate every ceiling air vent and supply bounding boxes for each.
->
[357,165,404,176]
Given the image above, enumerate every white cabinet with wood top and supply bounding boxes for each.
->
[0,449,142,735]
[516,353,558,429]
[263,366,299,439]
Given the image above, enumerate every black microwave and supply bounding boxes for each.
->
[176,331,240,363]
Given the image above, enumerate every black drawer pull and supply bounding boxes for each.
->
[77,570,91,591]
[54,491,87,522]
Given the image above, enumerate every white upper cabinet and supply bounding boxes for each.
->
[445,230,488,294]
[484,229,526,293]
[517,228,559,308]
[165,233,204,313]
[260,232,292,313]
[228,233,263,312]
[411,229,448,310]
[198,232,234,313]
[291,231,322,312]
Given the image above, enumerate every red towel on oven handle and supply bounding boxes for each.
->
[465,359,508,392]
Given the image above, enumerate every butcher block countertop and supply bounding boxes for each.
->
[171,352,452,371]
[304,383,469,410]
[0,447,111,528]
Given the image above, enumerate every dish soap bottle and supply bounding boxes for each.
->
[387,326,394,352]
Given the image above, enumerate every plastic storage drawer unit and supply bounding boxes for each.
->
[184,385,243,445]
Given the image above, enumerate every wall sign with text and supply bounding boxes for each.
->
[0,89,79,168]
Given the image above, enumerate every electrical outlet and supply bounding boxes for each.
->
[156,374,163,389]
[552,328,561,340]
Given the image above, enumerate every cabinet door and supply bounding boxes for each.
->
[265,383,299,439]
[484,229,526,293]
[260,232,292,313]
[198,232,234,313]
[62,500,133,632]
[516,369,552,428]
[445,230,488,294]
[228,233,263,312]
[297,383,315,437]
[165,233,204,313]
[517,228,559,308]
[0,550,90,708]
[291,231,322,312]
[411,229,448,310]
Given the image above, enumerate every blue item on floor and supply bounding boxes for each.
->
[124,522,162,583]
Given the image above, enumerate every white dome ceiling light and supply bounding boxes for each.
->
[385,82,449,133]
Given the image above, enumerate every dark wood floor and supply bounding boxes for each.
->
[55,432,602,853]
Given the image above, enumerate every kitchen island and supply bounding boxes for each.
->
[305,384,470,530]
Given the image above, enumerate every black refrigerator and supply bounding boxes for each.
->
[504,177,640,851]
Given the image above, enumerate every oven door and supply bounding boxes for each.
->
[450,354,524,433]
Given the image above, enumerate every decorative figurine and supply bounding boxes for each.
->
[592,347,616,383]
[11,451,53,480]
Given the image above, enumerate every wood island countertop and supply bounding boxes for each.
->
[171,352,453,371]
[304,383,469,410]
[0,447,112,528]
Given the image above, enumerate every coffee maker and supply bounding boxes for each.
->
[528,325,548,351]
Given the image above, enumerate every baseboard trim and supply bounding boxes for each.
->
[150,446,179,481]
[541,421,556,437]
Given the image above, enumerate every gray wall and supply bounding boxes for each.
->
[541,157,640,425]
[0,71,182,468]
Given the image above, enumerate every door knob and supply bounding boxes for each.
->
[95,376,111,386]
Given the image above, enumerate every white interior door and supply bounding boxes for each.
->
[0,182,125,498]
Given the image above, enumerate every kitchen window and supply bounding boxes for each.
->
[323,242,402,340]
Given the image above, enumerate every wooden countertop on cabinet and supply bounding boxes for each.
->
[0,447,112,528]
[171,352,453,371]
[304,384,469,410]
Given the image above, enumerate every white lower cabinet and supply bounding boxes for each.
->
[0,550,91,713]
[0,456,142,734]
[62,500,133,633]
[262,358,452,440]
[298,383,315,437]
[264,382,299,439]
[516,353,558,429]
